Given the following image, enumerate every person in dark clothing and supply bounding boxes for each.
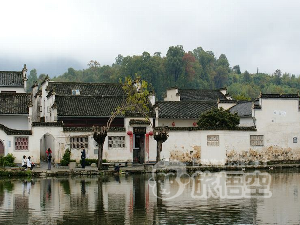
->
[47,153,52,170]
[81,148,86,168]
[114,163,121,173]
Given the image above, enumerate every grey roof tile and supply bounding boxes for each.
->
[178,89,227,101]
[156,101,217,119]
[0,71,24,87]
[260,93,299,98]
[229,101,253,117]
[47,82,124,96]
[55,95,126,117]
[0,93,31,114]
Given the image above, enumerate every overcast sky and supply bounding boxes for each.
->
[1,0,300,76]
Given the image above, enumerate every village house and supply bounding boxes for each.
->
[0,65,32,157]
[158,89,300,165]
[1,65,300,166]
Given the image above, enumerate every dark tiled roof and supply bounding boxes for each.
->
[63,126,126,132]
[0,71,24,87]
[0,124,32,135]
[0,93,31,114]
[47,82,125,96]
[32,122,63,127]
[229,101,253,118]
[129,119,151,125]
[219,99,237,103]
[55,95,126,117]
[178,89,227,101]
[156,101,217,119]
[260,93,299,98]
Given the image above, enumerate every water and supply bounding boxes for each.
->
[0,169,299,225]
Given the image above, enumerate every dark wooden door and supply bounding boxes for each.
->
[0,141,4,156]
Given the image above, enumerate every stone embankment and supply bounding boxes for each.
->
[1,162,300,177]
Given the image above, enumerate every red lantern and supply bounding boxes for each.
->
[148,131,153,136]
[172,122,175,127]
[193,122,197,127]
[127,130,133,135]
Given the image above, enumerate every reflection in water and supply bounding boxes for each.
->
[0,170,299,224]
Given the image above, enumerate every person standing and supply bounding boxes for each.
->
[46,148,52,157]
[22,155,27,169]
[47,152,52,170]
[81,148,86,169]
[27,156,32,170]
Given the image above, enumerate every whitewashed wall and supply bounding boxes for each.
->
[164,89,180,101]
[157,118,198,128]
[0,115,29,130]
[0,87,25,93]
[239,117,254,127]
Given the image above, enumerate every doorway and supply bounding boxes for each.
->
[40,134,55,162]
[133,127,146,164]
[0,140,4,156]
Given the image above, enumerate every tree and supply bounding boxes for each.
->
[88,60,101,68]
[165,45,185,85]
[243,70,251,83]
[93,76,151,170]
[26,69,38,92]
[232,65,241,74]
[197,107,239,129]
[153,126,169,162]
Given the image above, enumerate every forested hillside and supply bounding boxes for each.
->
[26,45,300,100]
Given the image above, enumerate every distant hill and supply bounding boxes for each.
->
[0,56,84,78]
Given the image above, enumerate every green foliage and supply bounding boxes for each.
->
[47,45,300,100]
[79,158,104,166]
[197,107,240,129]
[0,154,16,167]
[60,149,71,166]
[60,180,71,195]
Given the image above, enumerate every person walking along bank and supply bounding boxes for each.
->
[47,152,52,170]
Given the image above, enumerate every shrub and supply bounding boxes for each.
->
[80,158,106,166]
[0,154,16,167]
[60,149,71,166]
[197,107,240,130]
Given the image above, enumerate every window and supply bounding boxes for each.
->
[207,135,219,146]
[250,135,264,146]
[70,136,88,149]
[72,90,80,95]
[15,137,29,150]
[108,136,125,149]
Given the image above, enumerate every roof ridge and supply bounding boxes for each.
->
[49,81,122,85]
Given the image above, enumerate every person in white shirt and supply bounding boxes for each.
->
[27,156,32,170]
[22,155,27,169]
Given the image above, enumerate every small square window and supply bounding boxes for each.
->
[207,135,219,146]
[15,136,29,151]
[108,136,126,149]
[250,135,264,146]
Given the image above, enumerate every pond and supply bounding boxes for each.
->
[0,168,299,225]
